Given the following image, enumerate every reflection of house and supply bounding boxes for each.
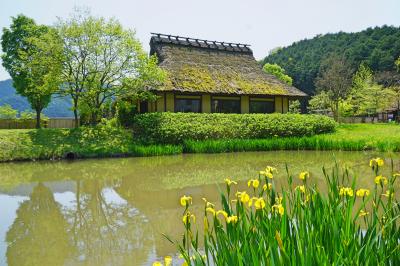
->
[141,33,306,114]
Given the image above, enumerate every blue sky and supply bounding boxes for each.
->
[1,0,400,80]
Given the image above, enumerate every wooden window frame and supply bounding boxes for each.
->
[210,95,241,113]
[174,94,202,113]
[249,96,275,113]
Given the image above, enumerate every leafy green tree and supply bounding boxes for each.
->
[347,63,396,120]
[262,26,400,94]
[314,56,353,121]
[307,91,332,114]
[352,63,373,90]
[57,10,165,125]
[0,104,18,119]
[288,100,301,114]
[390,56,400,121]
[262,63,293,85]
[19,110,36,119]
[1,15,63,128]
[348,63,374,115]
[358,84,395,121]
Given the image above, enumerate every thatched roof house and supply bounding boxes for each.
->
[142,33,307,114]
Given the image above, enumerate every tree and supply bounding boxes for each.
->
[314,56,353,121]
[348,63,396,121]
[57,10,165,126]
[1,15,63,128]
[0,104,18,119]
[391,57,400,121]
[288,100,301,114]
[348,63,374,115]
[262,63,293,85]
[307,91,332,114]
[19,110,36,119]
[357,84,395,122]
[262,26,400,95]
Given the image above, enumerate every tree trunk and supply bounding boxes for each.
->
[36,109,41,129]
[73,98,79,128]
[335,101,340,122]
[90,110,98,126]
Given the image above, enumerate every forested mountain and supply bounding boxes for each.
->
[0,79,73,117]
[262,26,400,95]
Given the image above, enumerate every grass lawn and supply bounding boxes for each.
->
[328,123,400,140]
[0,123,399,162]
[0,126,181,162]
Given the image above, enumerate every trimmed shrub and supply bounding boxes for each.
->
[133,112,336,144]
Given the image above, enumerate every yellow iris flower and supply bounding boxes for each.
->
[382,190,394,198]
[202,197,215,208]
[224,178,238,186]
[374,175,388,185]
[226,215,238,224]
[263,183,273,191]
[339,187,354,197]
[295,185,306,193]
[299,171,310,180]
[180,195,192,207]
[182,212,196,225]
[206,207,216,216]
[275,196,283,204]
[272,204,285,216]
[254,197,266,210]
[248,179,260,188]
[356,188,370,197]
[370,157,384,167]
[164,256,172,266]
[236,191,250,203]
[259,166,277,178]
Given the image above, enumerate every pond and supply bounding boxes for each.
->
[0,151,399,266]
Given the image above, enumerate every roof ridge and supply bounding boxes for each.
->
[150,33,253,54]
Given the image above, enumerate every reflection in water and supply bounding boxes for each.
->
[0,151,399,265]
[6,183,71,266]
[65,179,155,265]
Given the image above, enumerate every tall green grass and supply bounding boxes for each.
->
[183,136,400,153]
[167,159,399,265]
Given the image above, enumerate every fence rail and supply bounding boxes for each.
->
[0,118,78,129]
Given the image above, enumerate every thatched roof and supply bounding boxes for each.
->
[150,33,307,97]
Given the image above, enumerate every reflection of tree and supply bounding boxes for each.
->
[6,183,71,266]
[65,178,154,265]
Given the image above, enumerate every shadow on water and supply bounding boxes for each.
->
[0,151,399,265]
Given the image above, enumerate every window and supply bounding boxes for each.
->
[174,95,201,112]
[250,97,275,113]
[139,101,148,113]
[211,97,241,113]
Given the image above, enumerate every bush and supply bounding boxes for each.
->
[133,112,336,144]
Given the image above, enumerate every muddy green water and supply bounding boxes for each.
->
[0,151,399,266]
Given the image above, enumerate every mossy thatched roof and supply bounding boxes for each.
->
[150,34,307,97]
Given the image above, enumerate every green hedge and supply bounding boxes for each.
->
[133,112,336,144]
